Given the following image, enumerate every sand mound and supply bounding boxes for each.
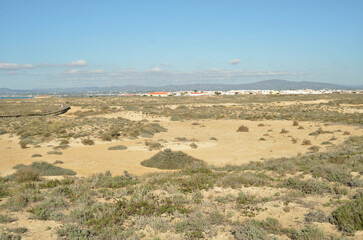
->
[140,149,205,170]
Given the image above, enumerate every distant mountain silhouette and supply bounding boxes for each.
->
[0,80,361,95]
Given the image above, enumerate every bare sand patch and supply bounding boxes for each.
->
[0,120,361,177]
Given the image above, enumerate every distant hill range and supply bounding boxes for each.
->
[1,80,361,95]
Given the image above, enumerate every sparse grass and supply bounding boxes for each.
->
[0,214,17,223]
[7,227,28,234]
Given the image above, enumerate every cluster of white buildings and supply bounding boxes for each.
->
[119,89,360,97]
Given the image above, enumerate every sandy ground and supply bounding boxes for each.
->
[0,119,361,177]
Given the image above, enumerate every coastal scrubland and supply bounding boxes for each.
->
[0,93,362,239]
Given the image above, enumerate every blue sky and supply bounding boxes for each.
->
[0,0,362,89]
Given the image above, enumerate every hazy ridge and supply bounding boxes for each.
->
[1,79,361,95]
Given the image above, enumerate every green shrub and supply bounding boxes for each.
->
[81,138,94,145]
[47,150,62,155]
[14,168,40,182]
[305,210,327,223]
[302,139,312,145]
[31,154,42,158]
[329,192,363,234]
[308,145,320,152]
[19,141,27,149]
[141,149,206,170]
[231,220,267,240]
[60,140,69,145]
[237,125,249,132]
[284,177,332,195]
[28,198,67,220]
[280,128,289,134]
[0,214,17,223]
[0,128,8,135]
[13,162,76,176]
[108,145,127,151]
[144,141,163,151]
[286,225,326,240]
[7,227,28,234]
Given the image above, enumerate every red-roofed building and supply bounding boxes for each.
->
[148,92,169,97]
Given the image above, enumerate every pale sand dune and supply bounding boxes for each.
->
[0,119,361,177]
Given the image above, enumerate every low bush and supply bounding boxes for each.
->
[231,220,267,240]
[141,149,206,170]
[144,141,163,151]
[280,128,289,134]
[302,139,312,145]
[308,145,320,152]
[13,162,76,176]
[31,154,42,158]
[190,142,198,149]
[329,192,363,234]
[81,138,94,145]
[283,177,332,195]
[108,145,127,151]
[7,227,28,234]
[14,168,41,182]
[237,125,249,132]
[47,151,62,155]
[305,210,327,223]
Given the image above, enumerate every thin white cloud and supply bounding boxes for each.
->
[62,60,88,67]
[150,67,162,72]
[159,63,171,66]
[65,69,107,74]
[37,63,55,67]
[23,64,35,68]
[59,68,303,85]
[0,62,35,70]
[7,71,17,75]
[229,59,240,65]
